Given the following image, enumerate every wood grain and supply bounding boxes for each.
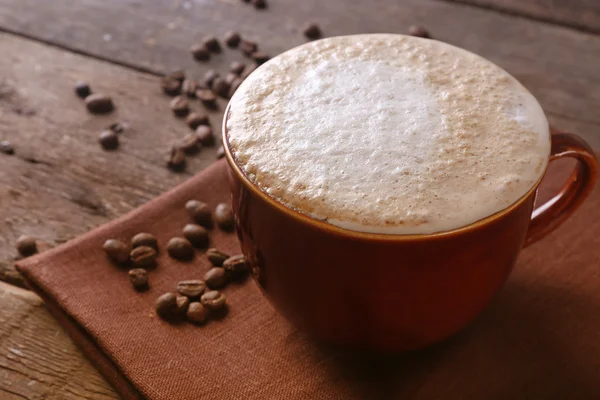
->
[0,0,598,148]
[446,0,600,33]
[0,31,226,284]
[0,282,119,399]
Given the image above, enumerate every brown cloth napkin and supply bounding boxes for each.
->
[17,157,600,400]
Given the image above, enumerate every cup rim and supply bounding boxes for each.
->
[222,103,547,241]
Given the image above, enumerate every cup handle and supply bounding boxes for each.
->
[524,130,598,247]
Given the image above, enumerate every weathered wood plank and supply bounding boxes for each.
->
[0,31,225,282]
[0,281,119,399]
[446,0,600,34]
[0,0,598,148]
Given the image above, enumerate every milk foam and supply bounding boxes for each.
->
[226,34,550,234]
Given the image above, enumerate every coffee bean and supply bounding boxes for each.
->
[196,89,217,109]
[166,146,186,171]
[130,245,157,267]
[170,96,190,117]
[161,76,182,96]
[225,73,238,86]
[131,232,158,251]
[251,51,270,65]
[201,290,227,310]
[177,280,207,298]
[408,25,431,38]
[155,292,177,318]
[204,70,219,88]
[252,0,267,9]
[224,31,241,48]
[103,239,129,264]
[182,79,200,98]
[223,255,249,280]
[195,125,215,146]
[75,81,91,98]
[85,94,114,114]
[207,248,230,266]
[0,140,14,155]
[178,134,200,154]
[214,203,234,231]
[175,295,190,316]
[191,44,210,61]
[183,224,209,248]
[241,63,257,79]
[203,36,221,53]
[185,200,213,228]
[128,268,148,290]
[228,78,244,98]
[212,78,230,99]
[303,23,322,40]
[98,130,119,150]
[240,40,258,56]
[167,237,194,260]
[186,302,207,324]
[216,145,225,159]
[186,112,209,129]
[168,69,186,82]
[230,61,246,76]
[16,235,37,257]
[108,122,127,134]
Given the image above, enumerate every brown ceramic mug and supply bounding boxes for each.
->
[223,117,597,351]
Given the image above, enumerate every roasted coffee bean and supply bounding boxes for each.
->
[214,203,234,231]
[204,267,228,289]
[223,255,249,279]
[108,122,127,134]
[241,63,257,79]
[131,232,158,251]
[186,302,207,324]
[224,31,241,48]
[408,25,431,38]
[212,78,230,98]
[303,23,322,40]
[225,73,238,86]
[183,224,209,248]
[177,280,207,298]
[201,290,226,310]
[228,78,243,98]
[155,292,177,318]
[0,140,14,155]
[185,200,213,227]
[240,39,258,56]
[75,81,91,98]
[166,146,186,171]
[167,237,194,260]
[85,93,114,114]
[130,245,157,267]
[191,44,210,61]
[98,130,119,150]
[203,70,219,88]
[252,0,267,9]
[203,36,221,53]
[168,69,186,82]
[195,125,215,146]
[207,248,230,266]
[16,235,37,256]
[216,145,225,159]
[103,239,129,264]
[160,76,182,96]
[251,51,269,65]
[175,295,190,315]
[182,79,200,98]
[128,268,148,290]
[178,134,200,154]
[186,112,209,129]
[170,96,190,117]
[196,89,217,109]
[230,61,246,76]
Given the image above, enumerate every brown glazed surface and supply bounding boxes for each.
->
[224,116,598,351]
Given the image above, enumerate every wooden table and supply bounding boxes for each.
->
[0,0,599,398]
